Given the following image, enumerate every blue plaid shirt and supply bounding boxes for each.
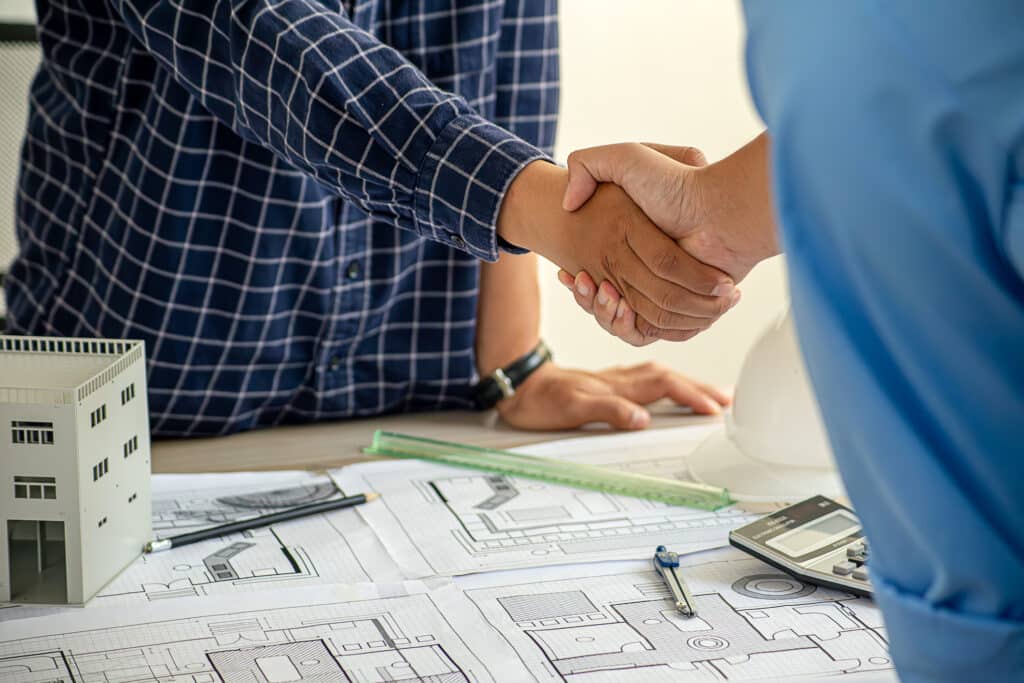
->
[7,0,558,436]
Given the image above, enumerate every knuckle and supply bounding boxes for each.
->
[655,308,677,329]
[686,147,708,166]
[636,318,661,339]
[713,294,732,316]
[601,252,617,276]
[624,142,646,159]
[652,249,680,277]
[658,288,685,317]
[646,361,669,375]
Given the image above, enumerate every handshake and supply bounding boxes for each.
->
[498,135,778,345]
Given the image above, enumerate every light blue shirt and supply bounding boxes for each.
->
[742,1,1024,681]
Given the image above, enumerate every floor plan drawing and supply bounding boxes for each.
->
[331,456,758,577]
[461,549,895,682]
[103,472,402,603]
[1,472,402,619]
[0,582,534,683]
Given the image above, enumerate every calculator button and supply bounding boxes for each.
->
[833,561,856,576]
[853,566,870,581]
[847,544,865,558]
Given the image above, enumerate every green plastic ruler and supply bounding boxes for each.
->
[364,430,733,511]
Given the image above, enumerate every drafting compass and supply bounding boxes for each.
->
[653,545,697,617]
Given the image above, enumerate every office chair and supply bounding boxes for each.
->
[0,22,39,332]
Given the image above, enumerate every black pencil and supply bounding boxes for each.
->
[143,491,380,553]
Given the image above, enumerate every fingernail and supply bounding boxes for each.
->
[615,299,627,320]
[705,399,722,415]
[576,281,591,297]
[711,282,735,298]
[730,289,742,308]
[631,408,650,429]
[596,289,609,306]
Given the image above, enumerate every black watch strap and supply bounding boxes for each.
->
[472,341,552,409]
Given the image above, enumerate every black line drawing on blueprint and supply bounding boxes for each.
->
[465,550,894,682]
[99,473,399,605]
[0,586,519,683]
[152,478,343,535]
[333,460,758,576]
[1,473,401,620]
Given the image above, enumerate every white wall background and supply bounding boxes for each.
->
[3,0,787,386]
[547,0,787,387]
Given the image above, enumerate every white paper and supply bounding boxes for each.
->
[331,426,759,576]
[456,547,898,682]
[1,471,402,620]
[0,581,536,683]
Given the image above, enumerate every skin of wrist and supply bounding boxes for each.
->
[695,154,778,270]
[497,160,569,253]
[476,334,540,379]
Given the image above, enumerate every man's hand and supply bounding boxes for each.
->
[496,362,731,431]
[498,161,736,341]
[557,136,780,343]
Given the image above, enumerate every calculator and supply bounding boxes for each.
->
[728,495,872,597]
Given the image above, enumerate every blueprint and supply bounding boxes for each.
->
[0,554,898,683]
[458,548,897,682]
[0,429,901,682]
[1,471,401,620]
[0,581,535,683]
[331,428,760,577]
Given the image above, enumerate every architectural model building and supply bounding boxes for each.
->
[0,336,152,605]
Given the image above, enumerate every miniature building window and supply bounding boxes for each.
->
[92,458,110,481]
[14,476,56,500]
[90,404,107,428]
[97,516,107,528]
[121,383,136,405]
[11,421,55,446]
[128,492,138,503]
[123,434,140,458]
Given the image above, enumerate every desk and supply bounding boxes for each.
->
[151,408,717,473]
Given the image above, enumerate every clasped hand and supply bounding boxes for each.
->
[498,159,738,342]
[552,138,779,345]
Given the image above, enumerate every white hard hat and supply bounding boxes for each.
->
[686,310,845,503]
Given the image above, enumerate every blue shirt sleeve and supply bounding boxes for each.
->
[108,0,547,261]
[742,1,1024,680]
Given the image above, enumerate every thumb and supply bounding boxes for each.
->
[572,393,651,430]
[642,143,709,168]
[562,143,653,212]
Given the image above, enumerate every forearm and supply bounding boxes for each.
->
[696,132,780,268]
[476,252,542,377]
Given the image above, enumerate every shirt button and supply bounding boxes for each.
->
[329,356,342,371]
[345,261,362,280]
[448,232,466,249]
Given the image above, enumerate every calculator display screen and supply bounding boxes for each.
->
[773,513,859,556]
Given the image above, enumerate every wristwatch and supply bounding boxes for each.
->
[472,341,552,409]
